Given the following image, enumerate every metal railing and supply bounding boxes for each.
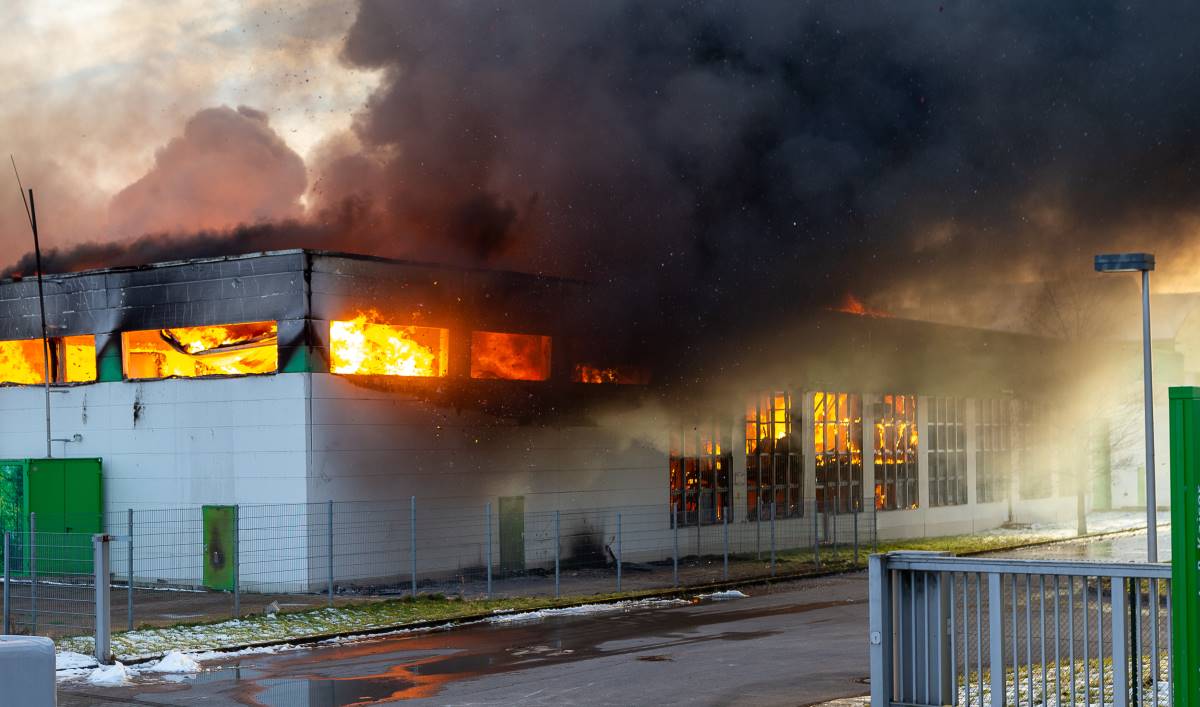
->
[869,552,1172,707]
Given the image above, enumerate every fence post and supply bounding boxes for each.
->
[29,511,36,634]
[722,509,729,581]
[554,510,561,599]
[853,509,860,566]
[93,534,112,664]
[812,502,820,569]
[672,505,679,587]
[410,496,417,598]
[755,497,761,560]
[616,512,622,592]
[868,554,892,706]
[232,504,240,618]
[486,502,493,599]
[3,531,9,634]
[988,573,1004,707]
[127,508,134,631]
[1112,577,1129,707]
[873,504,879,554]
[327,500,335,607]
[769,502,776,577]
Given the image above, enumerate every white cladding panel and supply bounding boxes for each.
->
[0,374,309,511]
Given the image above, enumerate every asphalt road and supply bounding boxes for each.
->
[59,573,870,707]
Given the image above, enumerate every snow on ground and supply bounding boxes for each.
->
[486,598,688,624]
[144,650,201,673]
[697,590,748,601]
[87,662,131,686]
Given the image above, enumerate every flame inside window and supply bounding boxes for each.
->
[122,322,278,379]
[571,364,649,384]
[0,335,97,384]
[330,314,449,377]
[470,331,551,381]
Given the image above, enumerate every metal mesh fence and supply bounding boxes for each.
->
[1,498,877,639]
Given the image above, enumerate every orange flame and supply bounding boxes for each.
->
[470,331,551,381]
[834,294,889,318]
[0,335,96,384]
[122,322,278,379]
[330,313,448,377]
[572,364,649,384]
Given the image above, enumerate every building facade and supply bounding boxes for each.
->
[0,250,1079,587]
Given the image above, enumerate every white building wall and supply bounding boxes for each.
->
[0,374,311,589]
[305,373,667,583]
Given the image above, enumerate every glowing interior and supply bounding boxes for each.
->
[571,363,649,384]
[0,335,97,384]
[470,331,551,381]
[122,322,278,379]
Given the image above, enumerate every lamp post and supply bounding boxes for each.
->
[1094,252,1157,562]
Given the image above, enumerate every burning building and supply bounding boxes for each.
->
[0,249,1086,587]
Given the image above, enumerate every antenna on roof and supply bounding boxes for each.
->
[11,156,53,458]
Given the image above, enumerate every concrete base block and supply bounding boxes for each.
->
[0,635,56,706]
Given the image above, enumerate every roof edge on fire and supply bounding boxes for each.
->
[0,248,590,287]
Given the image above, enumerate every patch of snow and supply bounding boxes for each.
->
[185,644,293,663]
[697,590,748,601]
[486,598,687,624]
[56,651,98,671]
[87,662,130,686]
[144,650,200,673]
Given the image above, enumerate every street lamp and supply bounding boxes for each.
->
[1094,252,1157,562]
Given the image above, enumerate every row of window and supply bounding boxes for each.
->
[0,318,645,385]
[669,392,1022,525]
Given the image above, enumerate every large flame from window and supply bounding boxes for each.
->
[122,322,278,379]
[0,335,96,384]
[470,331,551,381]
[330,314,448,377]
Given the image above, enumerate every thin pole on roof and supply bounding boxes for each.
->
[11,157,52,458]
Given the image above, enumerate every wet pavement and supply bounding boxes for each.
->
[984,526,1171,563]
[59,574,871,706]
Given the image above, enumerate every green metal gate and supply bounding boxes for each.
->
[1171,386,1200,705]
[0,458,102,575]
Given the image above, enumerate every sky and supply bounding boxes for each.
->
[0,0,378,247]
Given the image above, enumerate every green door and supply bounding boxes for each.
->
[63,459,103,575]
[203,505,237,591]
[27,460,68,575]
[27,459,102,575]
[498,496,525,575]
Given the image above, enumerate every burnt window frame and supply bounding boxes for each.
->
[669,420,732,527]
[874,393,919,511]
[745,391,802,520]
[814,391,864,514]
[928,397,968,507]
[976,398,1013,503]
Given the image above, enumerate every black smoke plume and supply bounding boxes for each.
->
[13,2,1200,344]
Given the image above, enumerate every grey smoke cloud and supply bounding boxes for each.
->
[109,106,306,237]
